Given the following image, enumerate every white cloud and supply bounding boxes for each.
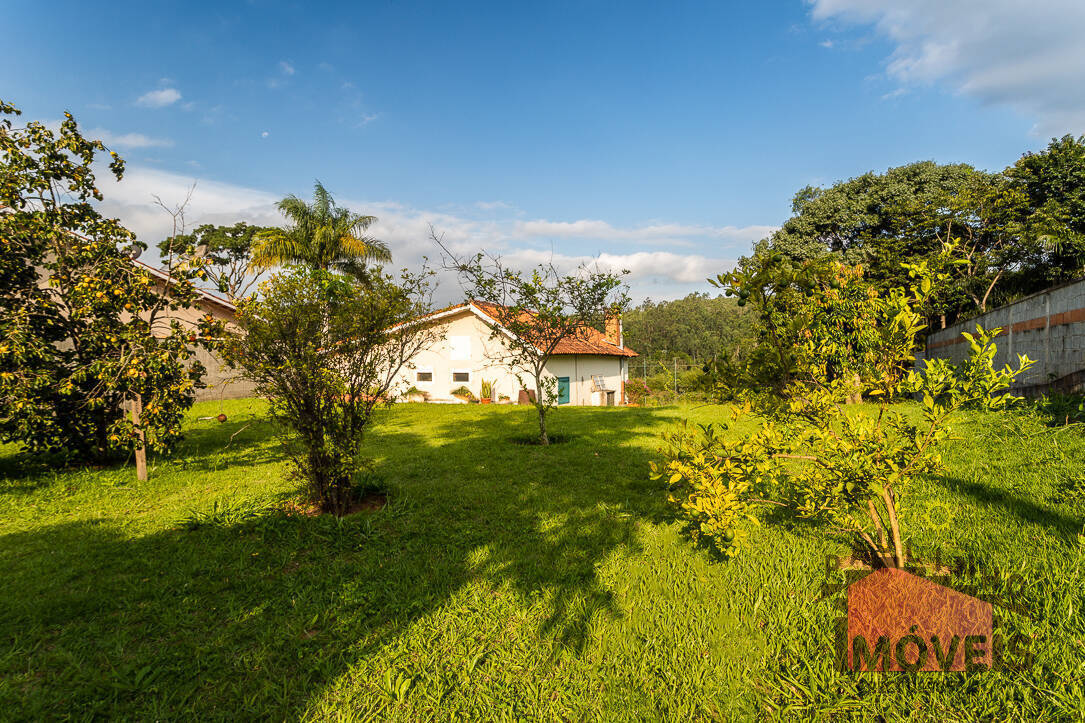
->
[261,131,270,138]
[819,39,834,49]
[476,200,513,211]
[94,166,765,302]
[499,248,734,284]
[512,219,776,245]
[279,60,296,76]
[809,0,1085,136]
[135,88,182,108]
[86,128,173,149]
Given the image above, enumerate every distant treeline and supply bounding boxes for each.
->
[622,293,757,365]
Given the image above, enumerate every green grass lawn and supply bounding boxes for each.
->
[2,400,1084,720]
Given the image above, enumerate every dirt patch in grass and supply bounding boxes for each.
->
[282,492,387,517]
[353,491,387,512]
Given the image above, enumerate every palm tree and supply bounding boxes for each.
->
[251,181,392,277]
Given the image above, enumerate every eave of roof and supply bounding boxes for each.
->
[132,258,237,313]
[400,299,638,357]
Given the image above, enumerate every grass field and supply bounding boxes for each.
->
[2,399,1084,720]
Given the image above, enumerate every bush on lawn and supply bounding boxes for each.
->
[225,267,434,515]
[655,252,1033,566]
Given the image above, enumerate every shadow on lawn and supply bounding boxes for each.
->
[932,474,1085,540]
[0,405,680,718]
[0,413,284,495]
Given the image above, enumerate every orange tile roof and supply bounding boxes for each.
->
[470,300,638,357]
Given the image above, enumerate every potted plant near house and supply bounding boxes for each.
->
[451,385,475,403]
[479,378,494,404]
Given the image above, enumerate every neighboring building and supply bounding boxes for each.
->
[392,300,638,405]
[917,275,1085,396]
[132,260,256,402]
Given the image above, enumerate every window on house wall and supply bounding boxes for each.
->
[451,370,470,383]
[416,369,433,383]
[449,335,470,360]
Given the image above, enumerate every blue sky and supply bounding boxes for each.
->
[6,1,1084,302]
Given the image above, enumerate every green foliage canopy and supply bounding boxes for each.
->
[0,99,224,463]
[622,292,757,364]
[657,258,1033,567]
[158,221,273,300]
[252,181,392,282]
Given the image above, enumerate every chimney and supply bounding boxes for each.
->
[604,309,622,347]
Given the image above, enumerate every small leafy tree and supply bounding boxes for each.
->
[0,99,223,463]
[654,259,1033,567]
[157,222,273,300]
[437,231,629,445]
[224,267,435,515]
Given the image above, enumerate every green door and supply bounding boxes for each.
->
[556,376,570,405]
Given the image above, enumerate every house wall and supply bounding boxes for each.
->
[916,276,1085,395]
[391,309,628,405]
[150,292,256,402]
[393,310,525,401]
[542,354,626,406]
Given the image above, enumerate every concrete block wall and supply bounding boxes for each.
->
[917,276,1085,395]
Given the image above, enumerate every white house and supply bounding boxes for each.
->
[393,300,637,405]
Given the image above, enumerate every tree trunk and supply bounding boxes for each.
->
[536,402,549,445]
[131,395,147,482]
[534,368,549,445]
[881,488,906,568]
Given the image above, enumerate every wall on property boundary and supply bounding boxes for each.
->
[916,276,1085,396]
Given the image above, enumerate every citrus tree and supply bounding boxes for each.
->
[0,99,224,463]
[653,258,1033,567]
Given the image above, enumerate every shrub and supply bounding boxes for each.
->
[225,267,434,515]
[654,258,1033,567]
[451,385,474,400]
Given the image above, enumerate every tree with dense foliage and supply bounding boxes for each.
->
[747,161,1037,328]
[224,267,435,515]
[622,292,757,364]
[707,254,885,402]
[0,99,223,463]
[1004,134,1085,293]
[158,221,273,300]
[439,232,629,445]
[252,181,392,281]
[655,257,1032,567]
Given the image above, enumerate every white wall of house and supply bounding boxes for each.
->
[542,354,626,406]
[394,310,523,401]
[392,308,628,405]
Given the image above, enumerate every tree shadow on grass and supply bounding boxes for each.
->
[931,474,1085,540]
[0,412,284,495]
[0,405,687,718]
